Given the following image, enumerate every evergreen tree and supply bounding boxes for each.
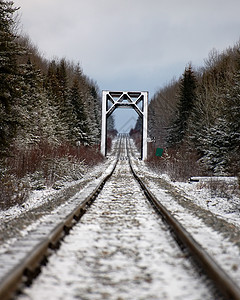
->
[199,120,231,174]
[69,77,88,143]
[107,115,115,132]
[16,59,60,145]
[221,70,240,174]
[45,60,70,141]
[82,83,101,144]
[55,59,75,141]
[0,1,23,155]
[84,94,100,143]
[134,116,143,132]
[167,65,197,147]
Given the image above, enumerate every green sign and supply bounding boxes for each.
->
[156,148,164,157]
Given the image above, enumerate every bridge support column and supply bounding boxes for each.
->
[101,91,108,156]
[141,91,148,160]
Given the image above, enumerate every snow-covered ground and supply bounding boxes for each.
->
[0,161,106,224]
[172,178,240,227]
[128,139,240,285]
[18,140,214,300]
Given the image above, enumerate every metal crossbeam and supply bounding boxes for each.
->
[101,91,148,160]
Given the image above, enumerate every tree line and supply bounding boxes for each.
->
[0,1,102,159]
[0,1,106,208]
[146,43,240,178]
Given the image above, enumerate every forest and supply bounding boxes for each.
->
[144,43,240,181]
[0,1,106,209]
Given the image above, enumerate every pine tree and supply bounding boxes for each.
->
[222,70,240,174]
[199,121,230,174]
[69,77,88,143]
[84,93,100,143]
[45,60,69,142]
[56,59,75,141]
[0,1,23,156]
[134,116,143,132]
[107,115,115,132]
[82,83,101,144]
[16,59,60,146]
[167,65,197,147]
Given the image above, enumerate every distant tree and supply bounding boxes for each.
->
[107,115,115,132]
[167,65,197,147]
[134,116,142,132]
[148,79,179,147]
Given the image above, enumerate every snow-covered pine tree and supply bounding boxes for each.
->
[84,93,100,144]
[45,60,70,142]
[16,59,60,146]
[0,1,23,156]
[69,76,88,144]
[56,59,76,142]
[82,83,101,144]
[222,69,240,175]
[90,84,101,141]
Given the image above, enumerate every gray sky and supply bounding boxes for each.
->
[15,0,240,131]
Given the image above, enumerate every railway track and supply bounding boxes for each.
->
[0,136,240,299]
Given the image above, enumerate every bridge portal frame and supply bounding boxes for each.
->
[101,90,148,160]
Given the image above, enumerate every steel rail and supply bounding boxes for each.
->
[0,139,122,300]
[126,138,240,300]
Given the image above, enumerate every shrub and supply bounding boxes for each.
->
[0,172,29,210]
[196,179,239,199]
[147,143,206,181]
[0,141,104,210]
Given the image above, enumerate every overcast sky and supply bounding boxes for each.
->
[14,0,240,131]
